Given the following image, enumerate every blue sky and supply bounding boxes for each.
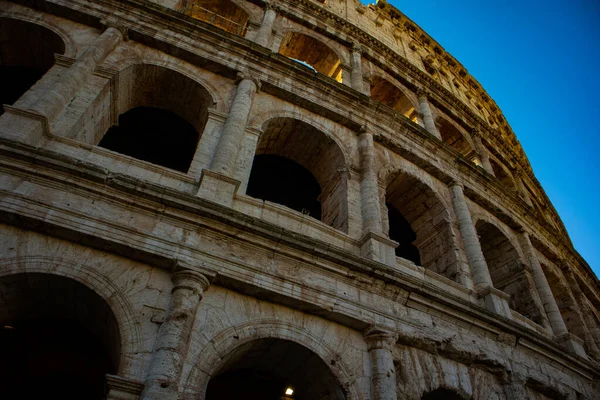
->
[384,1,600,277]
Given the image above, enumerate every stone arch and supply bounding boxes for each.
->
[180,0,254,36]
[0,16,67,114]
[0,13,77,57]
[369,74,418,120]
[183,320,362,400]
[489,156,516,190]
[248,109,351,165]
[0,256,144,380]
[382,167,464,283]
[246,116,351,231]
[278,28,347,81]
[473,219,546,325]
[436,116,475,157]
[96,62,215,172]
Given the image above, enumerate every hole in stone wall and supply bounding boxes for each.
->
[279,32,343,82]
[476,221,545,325]
[206,338,345,400]
[180,0,249,36]
[248,117,348,232]
[422,388,464,400]
[387,202,421,264]
[370,77,416,121]
[386,172,459,282]
[0,18,65,115]
[437,119,473,157]
[0,273,120,400]
[99,106,200,172]
[247,154,322,220]
[490,159,515,190]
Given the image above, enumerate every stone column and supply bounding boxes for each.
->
[364,327,398,400]
[449,182,511,317]
[472,134,495,176]
[519,232,568,336]
[417,89,441,140]
[253,3,277,47]
[359,130,382,234]
[30,25,125,121]
[514,171,533,206]
[141,269,212,400]
[351,44,366,94]
[561,263,600,358]
[210,73,260,176]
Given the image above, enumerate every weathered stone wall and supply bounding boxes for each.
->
[0,0,599,399]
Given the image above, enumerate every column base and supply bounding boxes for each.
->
[477,286,512,319]
[557,332,588,358]
[359,231,398,266]
[105,374,144,400]
[197,169,240,208]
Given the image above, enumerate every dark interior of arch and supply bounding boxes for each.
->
[279,32,342,81]
[206,338,346,400]
[437,119,473,156]
[98,106,199,172]
[184,0,249,36]
[422,388,464,400]
[387,202,421,264]
[476,221,544,324]
[490,159,515,189]
[0,273,120,400]
[0,18,65,115]
[247,154,322,220]
[370,76,415,118]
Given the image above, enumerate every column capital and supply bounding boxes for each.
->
[235,72,262,92]
[352,42,364,54]
[101,20,129,41]
[106,374,145,400]
[417,87,430,98]
[363,326,398,351]
[448,179,464,190]
[172,267,214,295]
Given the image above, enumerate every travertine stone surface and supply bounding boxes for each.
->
[0,0,598,399]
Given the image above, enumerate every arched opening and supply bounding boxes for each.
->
[206,338,346,400]
[370,77,417,122]
[247,117,348,232]
[97,64,213,172]
[99,106,199,172]
[422,388,464,400]
[0,18,65,115]
[180,0,249,36]
[0,273,120,400]
[490,159,515,190]
[437,119,474,157]
[247,154,322,220]
[385,172,460,282]
[475,221,545,324]
[279,32,343,82]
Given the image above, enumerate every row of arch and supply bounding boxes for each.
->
[0,15,572,328]
[0,266,475,400]
[7,263,582,400]
[175,0,522,191]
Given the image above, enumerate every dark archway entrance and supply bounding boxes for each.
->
[0,18,65,115]
[247,154,322,220]
[206,338,346,400]
[0,273,121,400]
[387,202,421,265]
[99,106,200,172]
[422,388,465,400]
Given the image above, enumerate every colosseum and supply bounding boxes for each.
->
[0,0,599,399]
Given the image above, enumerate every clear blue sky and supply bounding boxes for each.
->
[384,0,600,278]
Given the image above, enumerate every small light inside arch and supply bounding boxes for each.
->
[285,387,294,396]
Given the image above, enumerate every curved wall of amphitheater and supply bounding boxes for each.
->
[0,0,599,399]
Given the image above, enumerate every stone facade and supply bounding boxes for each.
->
[0,0,599,399]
